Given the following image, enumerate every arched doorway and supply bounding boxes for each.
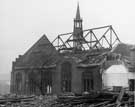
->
[61,61,72,92]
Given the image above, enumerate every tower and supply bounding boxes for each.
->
[73,3,83,50]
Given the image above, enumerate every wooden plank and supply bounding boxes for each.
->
[116,88,125,107]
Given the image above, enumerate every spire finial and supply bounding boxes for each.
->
[76,2,81,19]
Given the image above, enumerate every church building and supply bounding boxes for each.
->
[10,4,103,95]
[11,4,134,95]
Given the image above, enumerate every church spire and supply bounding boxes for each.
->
[76,3,81,19]
[73,3,83,51]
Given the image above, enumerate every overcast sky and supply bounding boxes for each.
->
[0,0,135,75]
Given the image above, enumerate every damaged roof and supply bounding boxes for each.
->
[14,36,135,70]
[14,35,60,68]
[111,43,133,57]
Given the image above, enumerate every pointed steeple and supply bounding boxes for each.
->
[73,2,83,50]
[76,3,81,19]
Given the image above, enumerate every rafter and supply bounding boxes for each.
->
[52,25,121,52]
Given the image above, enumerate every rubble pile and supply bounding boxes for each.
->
[0,94,57,107]
[0,90,134,107]
[53,90,134,107]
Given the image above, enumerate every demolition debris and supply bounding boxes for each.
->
[0,89,134,107]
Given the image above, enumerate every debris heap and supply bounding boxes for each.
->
[0,90,134,107]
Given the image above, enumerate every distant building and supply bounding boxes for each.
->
[10,4,135,95]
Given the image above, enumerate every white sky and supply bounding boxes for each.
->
[0,0,135,74]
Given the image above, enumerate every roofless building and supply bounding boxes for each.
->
[10,4,124,95]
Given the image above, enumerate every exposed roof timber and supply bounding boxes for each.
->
[53,25,111,37]
[52,25,121,52]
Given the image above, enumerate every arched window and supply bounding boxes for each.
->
[16,72,22,93]
[82,71,93,92]
[42,71,52,94]
[61,61,72,92]
[28,70,52,95]
[28,71,37,94]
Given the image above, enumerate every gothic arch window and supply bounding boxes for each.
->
[16,72,22,93]
[82,70,94,92]
[61,61,72,92]
[28,70,52,95]
[42,70,52,94]
[28,71,37,94]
